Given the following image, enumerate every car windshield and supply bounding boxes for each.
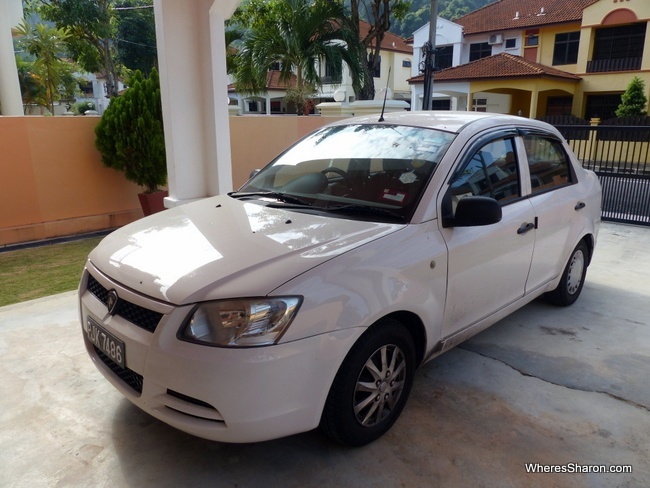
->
[234,124,455,222]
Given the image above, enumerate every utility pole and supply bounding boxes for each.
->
[421,0,439,111]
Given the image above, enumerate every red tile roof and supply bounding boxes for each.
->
[359,20,412,54]
[408,52,581,83]
[455,0,599,35]
[265,70,297,89]
[228,70,297,92]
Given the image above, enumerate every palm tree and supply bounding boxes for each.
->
[225,26,244,75]
[234,0,363,114]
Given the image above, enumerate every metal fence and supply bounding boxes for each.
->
[551,120,650,227]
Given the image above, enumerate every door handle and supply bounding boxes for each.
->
[575,201,586,211]
[517,222,535,234]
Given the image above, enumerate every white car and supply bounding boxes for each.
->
[79,112,601,446]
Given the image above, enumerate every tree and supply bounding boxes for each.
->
[349,0,410,100]
[95,69,166,193]
[616,77,648,117]
[232,0,363,114]
[225,26,244,76]
[114,0,158,74]
[15,21,77,114]
[16,58,47,113]
[30,0,121,97]
[389,0,497,38]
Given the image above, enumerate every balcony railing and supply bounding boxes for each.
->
[587,57,642,73]
[320,75,343,85]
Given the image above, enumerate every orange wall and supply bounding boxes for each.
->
[229,115,344,188]
[0,115,343,246]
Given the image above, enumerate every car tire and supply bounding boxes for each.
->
[544,240,589,307]
[320,318,416,447]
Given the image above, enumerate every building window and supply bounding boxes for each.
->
[469,42,491,62]
[435,45,453,70]
[525,30,539,47]
[585,93,623,120]
[588,23,646,72]
[473,98,488,112]
[322,57,342,84]
[505,38,517,49]
[546,96,573,117]
[553,31,580,65]
[431,99,451,110]
[79,81,94,97]
[402,59,411,68]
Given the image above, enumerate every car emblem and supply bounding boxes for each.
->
[106,290,120,315]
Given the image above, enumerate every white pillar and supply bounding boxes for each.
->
[528,89,539,118]
[0,0,24,116]
[207,1,236,196]
[154,0,239,207]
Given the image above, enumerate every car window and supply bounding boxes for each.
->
[237,124,456,222]
[523,135,573,194]
[447,138,519,212]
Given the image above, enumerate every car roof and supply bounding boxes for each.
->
[327,111,548,135]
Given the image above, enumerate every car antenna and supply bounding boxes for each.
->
[378,66,391,122]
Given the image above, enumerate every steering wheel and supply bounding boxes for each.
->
[321,167,353,195]
[321,167,350,180]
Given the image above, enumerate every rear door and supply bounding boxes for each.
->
[438,133,536,338]
[518,132,585,293]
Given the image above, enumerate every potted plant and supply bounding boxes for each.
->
[95,68,167,215]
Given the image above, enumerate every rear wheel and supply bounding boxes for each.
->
[320,318,416,447]
[545,240,589,306]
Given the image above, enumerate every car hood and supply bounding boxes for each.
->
[89,195,403,304]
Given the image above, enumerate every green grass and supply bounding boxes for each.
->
[0,237,103,307]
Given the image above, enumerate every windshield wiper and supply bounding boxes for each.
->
[325,204,405,222]
[229,191,312,206]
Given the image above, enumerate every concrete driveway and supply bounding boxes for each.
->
[1,222,649,488]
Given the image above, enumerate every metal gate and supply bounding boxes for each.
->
[553,120,650,227]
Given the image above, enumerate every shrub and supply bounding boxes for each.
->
[94,69,166,193]
[75,101,96,114]
[616,77,648,117]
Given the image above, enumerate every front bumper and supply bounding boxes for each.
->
[79,263,363,443]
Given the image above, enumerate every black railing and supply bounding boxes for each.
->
[553,123,650,226]
[586,57,642,73]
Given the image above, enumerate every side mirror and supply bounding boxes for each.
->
[249,169,260,179]
[444,196,502,227]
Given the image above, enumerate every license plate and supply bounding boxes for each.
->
[85,317,126,369]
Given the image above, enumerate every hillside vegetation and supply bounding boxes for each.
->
[391,0,496,38]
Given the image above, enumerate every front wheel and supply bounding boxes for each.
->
[320,318,416,447]
[545,240,589,306]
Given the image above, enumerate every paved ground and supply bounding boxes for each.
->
[1,222,649,488]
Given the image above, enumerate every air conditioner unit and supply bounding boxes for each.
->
[488,34,504,45]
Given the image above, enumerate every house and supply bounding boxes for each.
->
[228,70,298,115]
[228,20,413,114]
[409,17,464,110]
[409,0,650,119]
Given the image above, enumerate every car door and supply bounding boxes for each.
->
[519,132,585,293]
[438,134,536,338]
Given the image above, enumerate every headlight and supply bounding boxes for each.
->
[180,297,302,347]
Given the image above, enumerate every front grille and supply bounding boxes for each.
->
[94,346,144,394]
[87,274,163,333]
